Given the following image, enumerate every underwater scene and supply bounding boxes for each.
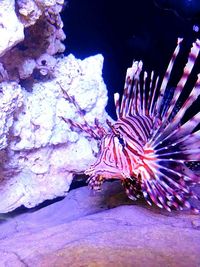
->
[0,0,200,266]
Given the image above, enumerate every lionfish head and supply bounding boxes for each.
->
[85,127,132,190]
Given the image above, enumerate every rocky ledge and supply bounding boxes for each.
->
[0,181,200,267]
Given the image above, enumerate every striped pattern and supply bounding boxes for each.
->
[85,39,200,212]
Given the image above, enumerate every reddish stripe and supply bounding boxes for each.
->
[122,147,133,175]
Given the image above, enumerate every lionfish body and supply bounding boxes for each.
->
[62,38,200,212]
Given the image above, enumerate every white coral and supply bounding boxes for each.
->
[0,54,109,213]
[0,82,23,150]
[0,0,110,214]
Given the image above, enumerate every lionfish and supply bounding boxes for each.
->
[61,38,200,212]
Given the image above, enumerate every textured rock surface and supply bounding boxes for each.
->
[0,0,65,81]
[0,82,23,150]
[17,0,64,28]
[0,0,24,57]
[0,181,199,267]
[0,54,109,213]
[0,0,111,213]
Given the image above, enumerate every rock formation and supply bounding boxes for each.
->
[0,0,109,212]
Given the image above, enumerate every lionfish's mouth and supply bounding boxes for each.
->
[84,165,108,190]
[84,163,128,190]
[84,163,116,190]
[86,174,105,191]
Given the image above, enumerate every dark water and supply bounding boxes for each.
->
[154,0,200,20]
[61,0,200,119]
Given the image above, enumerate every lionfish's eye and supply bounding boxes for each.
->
[117,135,125,147]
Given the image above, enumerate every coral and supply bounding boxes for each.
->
[0,54,109,213]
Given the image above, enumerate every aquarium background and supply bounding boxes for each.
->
[0,1,200,265]
[61,0,200,119]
